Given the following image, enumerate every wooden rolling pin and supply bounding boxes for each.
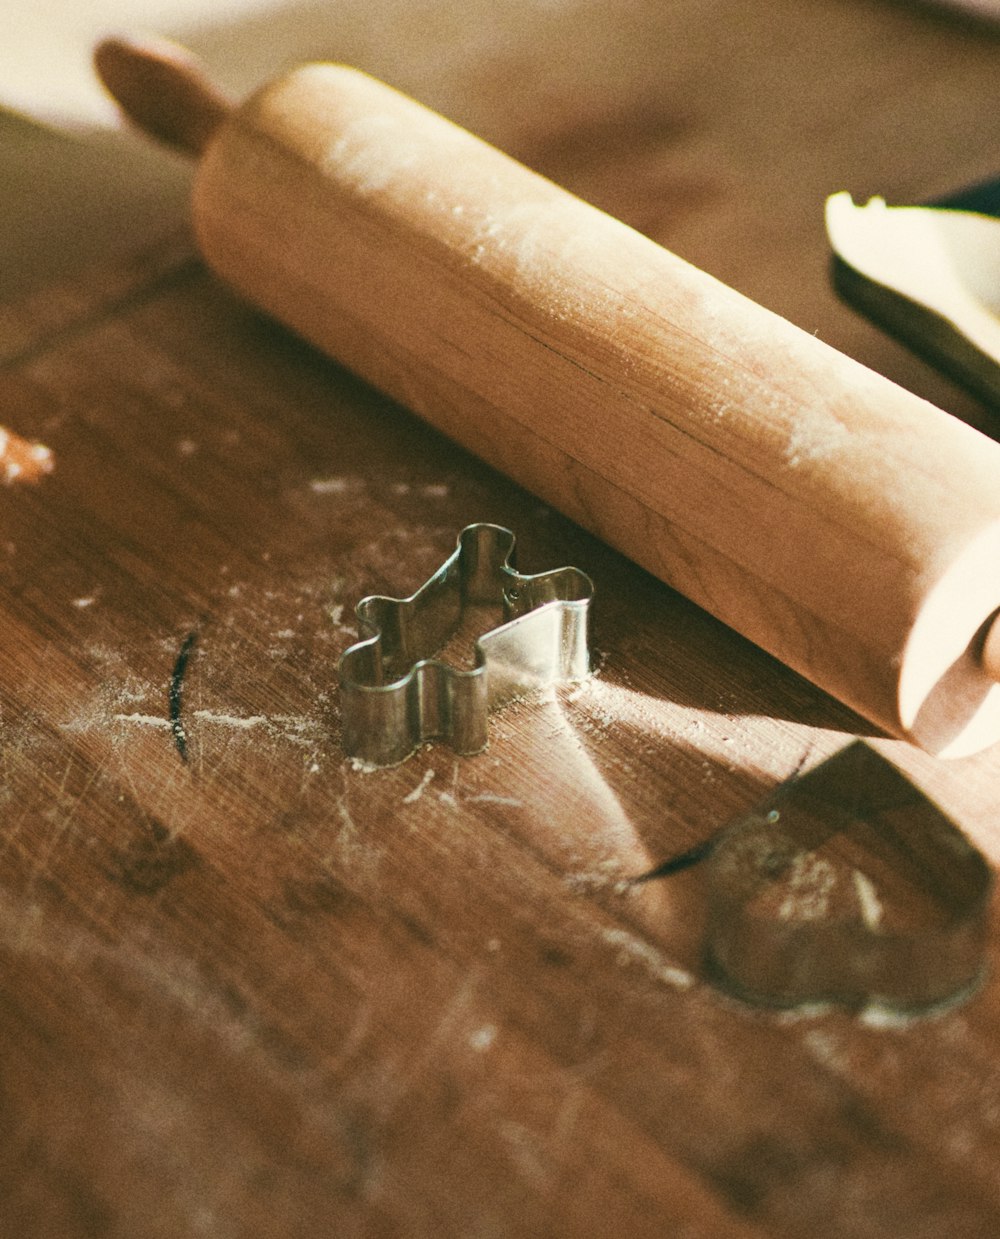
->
[96,37,1000,758]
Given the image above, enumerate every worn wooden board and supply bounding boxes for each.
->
[4,2,1000,1235]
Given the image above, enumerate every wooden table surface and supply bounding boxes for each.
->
[4,2,1000,1235]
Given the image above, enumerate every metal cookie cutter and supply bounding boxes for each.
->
[338,523,593,766]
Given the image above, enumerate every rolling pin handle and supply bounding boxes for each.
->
[94,36,232,157]
[979,610,1000,685]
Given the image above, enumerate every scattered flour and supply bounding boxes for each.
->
[851,869,884,931]
[785,417,849,468]
[599,926,694,991]
[469,1024,498,1052]
[111,712,171,730]
[777,853,837,922]
[402,769,435,803]
[309,476,362,495]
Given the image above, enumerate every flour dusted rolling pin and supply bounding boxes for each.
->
[96,37,1000,758]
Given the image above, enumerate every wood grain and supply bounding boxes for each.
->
[4,2,1000,1236]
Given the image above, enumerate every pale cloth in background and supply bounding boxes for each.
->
[0,0,612,298]
[2,0,295,297]
[3,1,284,128]
[3,0,999,300]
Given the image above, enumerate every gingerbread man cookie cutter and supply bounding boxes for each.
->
[338,524,593,767]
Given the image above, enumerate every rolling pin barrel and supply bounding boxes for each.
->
[97,40,1000,757]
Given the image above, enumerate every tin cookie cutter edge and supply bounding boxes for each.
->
[338,523,594,767]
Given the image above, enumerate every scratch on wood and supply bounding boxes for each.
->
[552,1079,587,1154]
[169,630,198,762]
[499,1120,548,1188]
[633,836,717,882]
[376,970,484,1123]
[467,792,524,808]
[327,1002,374,1076]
